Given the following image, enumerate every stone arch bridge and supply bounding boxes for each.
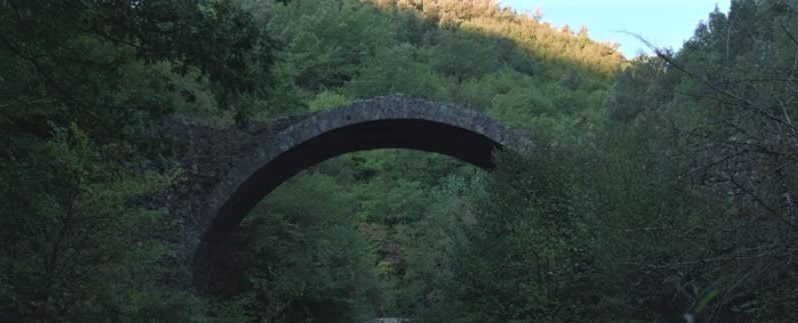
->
[154,95,532,292]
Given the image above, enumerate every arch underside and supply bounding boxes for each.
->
[192,119,504,292]
[214,119,501,233]
[188,96,530,292]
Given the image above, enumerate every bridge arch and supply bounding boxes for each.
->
[190,95,530,291]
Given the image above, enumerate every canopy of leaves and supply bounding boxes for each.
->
[7,0,795,322]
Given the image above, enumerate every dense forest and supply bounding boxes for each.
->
[1,0,797,322]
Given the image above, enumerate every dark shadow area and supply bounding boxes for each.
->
[193,117,507,293]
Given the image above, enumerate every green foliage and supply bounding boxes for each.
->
[421,148,598,322]
[427,31,500,81]
[0,124,199,321]
[0,0,279,131]
[345,45,452,100]
[211,173,378,322]
[308,90,355,112]
[0,0,284,320]
[267,2,797,320]
[268,0,395,91]
[605,54,677,121]
[242,0,626,320]
[23,0,798,321]
[595,1,798,320]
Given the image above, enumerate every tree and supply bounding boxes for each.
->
[209,173,378,322]
[0,0,287,320]
[428,149,596,322]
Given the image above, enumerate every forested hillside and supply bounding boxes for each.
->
[1,0,796,322]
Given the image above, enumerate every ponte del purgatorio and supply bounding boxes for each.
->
[153,95,533,293]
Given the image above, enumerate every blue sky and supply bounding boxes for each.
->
[499,0,731,57]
